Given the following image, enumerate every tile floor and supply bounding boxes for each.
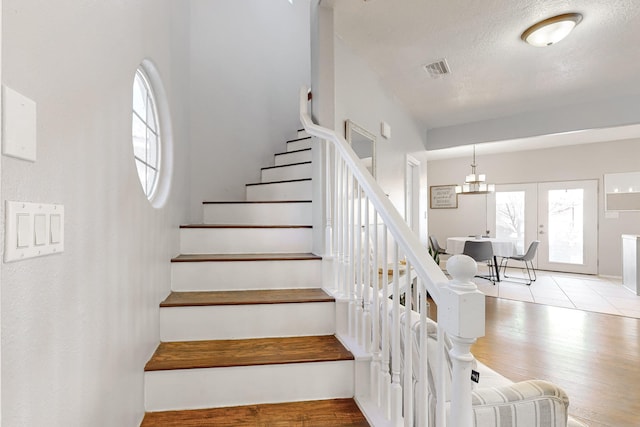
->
[468,264,640,319]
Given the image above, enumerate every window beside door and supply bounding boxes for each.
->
[495,191,525,254]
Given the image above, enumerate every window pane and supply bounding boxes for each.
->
[548,189,584,264]
[147,94,158,132]
[147,132,158,169]
[146,167,158,195]
[132,113,147,159]
[495,191,525,254]
[135,159,148,195]
[133,75,147,117]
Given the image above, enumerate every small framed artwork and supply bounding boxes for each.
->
[430,185,458,209]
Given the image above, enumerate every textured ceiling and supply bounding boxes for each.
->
[333,0,640,131]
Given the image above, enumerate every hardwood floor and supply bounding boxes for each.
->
[141,398,369,426]
[467,297,640,427]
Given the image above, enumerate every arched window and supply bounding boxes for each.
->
[132,67,161,199]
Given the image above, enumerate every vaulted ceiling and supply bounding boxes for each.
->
[330,0,640,151]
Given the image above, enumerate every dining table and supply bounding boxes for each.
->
[446,236,517,282]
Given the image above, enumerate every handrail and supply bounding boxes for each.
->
[299,87,447,303]
[299,86,485,427]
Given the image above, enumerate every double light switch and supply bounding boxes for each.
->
[5,201,64,262]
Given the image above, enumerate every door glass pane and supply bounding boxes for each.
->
[495,191,525,254]
[548,189,583,264]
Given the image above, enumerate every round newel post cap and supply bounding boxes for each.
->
[447,255,478,285]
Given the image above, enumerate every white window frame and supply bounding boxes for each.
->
[131,60,173,208]
[133,68,160,198]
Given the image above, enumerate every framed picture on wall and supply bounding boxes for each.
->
[430,185,458,209]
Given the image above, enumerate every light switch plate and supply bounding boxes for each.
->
[380,121,391,139]
[5,201,64,262]
[2,86,37,162]
[17,214,31,248]
[34,214,46,245]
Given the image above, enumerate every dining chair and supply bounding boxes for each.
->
[462,240,497,284]
[428,235,448,257]
[499,240,540,285]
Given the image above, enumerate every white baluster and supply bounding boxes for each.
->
[440,255,486,427]
[391,243,402,426]
[418,277,429,427]
[330,149,342,286]
[371,210,381,405]
[334,151,342,295]
[348,171,356,339]
[325,140,333,256]
[380,224,390,418]
[356,184,363,345]
[436,326,446,427]
[342,161,348,298]
[363,196,372,352]
[403,259,413,427]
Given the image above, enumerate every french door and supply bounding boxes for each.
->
[537,181,598,274]
[487,180,598,274]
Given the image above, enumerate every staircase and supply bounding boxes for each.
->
[140,130,370,426]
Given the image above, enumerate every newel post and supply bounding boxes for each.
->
[439,255,486,426]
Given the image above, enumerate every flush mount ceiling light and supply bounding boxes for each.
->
[521,13,583,47]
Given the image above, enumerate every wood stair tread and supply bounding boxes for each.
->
[286,136,312,143]
[144,335,354,371]
[261,161,311,170]
[275,147,311,155]
[171,253,321,262]
[140,398,369,426]
[202,200,311,204]
[179,224,312,229]
[160,289,334,307]
[246,177,311,186]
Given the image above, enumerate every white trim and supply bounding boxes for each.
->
[405,155,420,232]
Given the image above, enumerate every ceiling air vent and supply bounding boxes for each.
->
[424,59,450,78]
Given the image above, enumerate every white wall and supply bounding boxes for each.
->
[188,0,311,222]
[334,37,429,242]
[427,139,640,277]
[1,1,191,425]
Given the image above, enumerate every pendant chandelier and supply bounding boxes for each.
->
[455,145,495,194]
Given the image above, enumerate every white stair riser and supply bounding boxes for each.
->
[171,259,322,291]
[160,302,335,341]
[203,202,311,226]
[261,162,312,183]
[246,180,311,202]
[297,130,310,139]
[287,138,312,152]
[144,361,354,411]
[179,228,312,254]
[274,150,311,166]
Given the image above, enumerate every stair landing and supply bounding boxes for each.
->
[140,398,369,426]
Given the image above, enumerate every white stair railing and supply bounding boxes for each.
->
[300,87,486,426]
